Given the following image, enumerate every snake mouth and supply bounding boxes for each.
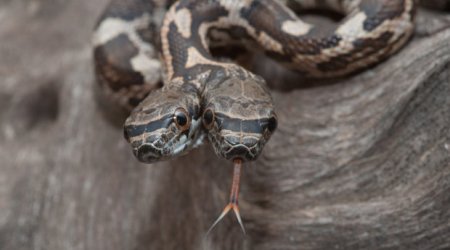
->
[133,137,187,163]
[133,125,200,163]
[134,144,163,163]
[220,137,262,162]
[224,145,255,161]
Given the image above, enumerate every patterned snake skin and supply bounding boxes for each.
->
[92,0,450,234]
[94,0,417,163]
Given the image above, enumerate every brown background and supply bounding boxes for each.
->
[0,1,450,249]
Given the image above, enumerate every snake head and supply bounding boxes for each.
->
[123,83,203,163]
[202,68,277,162]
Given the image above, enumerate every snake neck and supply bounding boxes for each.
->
[161,1,249,82]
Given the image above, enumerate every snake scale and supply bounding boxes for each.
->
[93,0,418,233]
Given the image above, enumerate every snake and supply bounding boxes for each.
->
[93,0,417,232]
[94,0,416,163]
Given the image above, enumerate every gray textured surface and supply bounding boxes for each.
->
[0,1,450,249]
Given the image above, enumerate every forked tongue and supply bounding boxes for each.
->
[206,158,246,235]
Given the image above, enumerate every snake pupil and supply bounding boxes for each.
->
[176,113,187,126]
[203,109,215,128]
[173,108,190,131]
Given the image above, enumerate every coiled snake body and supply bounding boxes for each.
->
[94,0,416,163]
[94,0,417,232]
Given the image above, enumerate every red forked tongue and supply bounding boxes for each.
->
[206,158,246,235]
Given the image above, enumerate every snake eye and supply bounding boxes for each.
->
[123,128,130,141]
[202,108,215,129]
[267,115,277,133]
[174,108,190,131]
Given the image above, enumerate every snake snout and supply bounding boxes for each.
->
[222,136,261,161]
[226,145,253,161]
[134,144,162,163]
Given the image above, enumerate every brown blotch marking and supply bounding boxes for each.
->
[136,22,160,50]
[317,31,394,72]
[94,34,144,91]
[360,0,406,31]
[163,2,229,79]
[241,1,334,56]
[207,25,253,43]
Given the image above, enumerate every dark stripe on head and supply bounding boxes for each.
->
[215,113,269,134]
[124,114,173,138]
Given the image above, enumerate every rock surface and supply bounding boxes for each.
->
[0,1,450,250]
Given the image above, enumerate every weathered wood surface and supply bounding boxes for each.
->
[0,1,450,250]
